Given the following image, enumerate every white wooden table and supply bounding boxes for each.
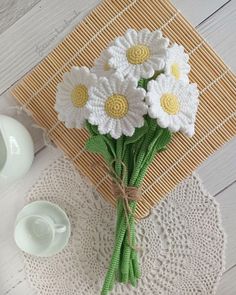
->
[0,0,235,294]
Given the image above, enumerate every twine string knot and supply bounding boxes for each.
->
[92,159,151,250]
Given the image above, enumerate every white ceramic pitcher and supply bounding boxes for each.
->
[0,115,34,187]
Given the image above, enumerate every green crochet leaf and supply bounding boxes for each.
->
[85,122,116,159]
[102,135,116,158]
[146,126,163,153]
[155,128,172,152]
[85,135,113,164]
[90,124,100,135]
[85,121,97,136]
[124,120,148,146]
[139,127,172,172]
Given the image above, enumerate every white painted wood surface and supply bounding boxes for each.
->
[0,0,235,294]
[0,0,40,34]
[0,0,99,94]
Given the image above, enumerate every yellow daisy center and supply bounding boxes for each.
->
[70,84,88,108]
[103,62,110,71]
[160,93,180,115]
[171,63,181,80]
[126,44,150,64]
[105,94,129,119]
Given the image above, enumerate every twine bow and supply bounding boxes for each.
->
[92,159,151,249]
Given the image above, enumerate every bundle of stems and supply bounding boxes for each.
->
[85,113,171,295]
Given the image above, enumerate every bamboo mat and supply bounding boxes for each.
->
[12,0,236,218]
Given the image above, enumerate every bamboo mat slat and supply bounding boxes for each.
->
[12,0,236,218]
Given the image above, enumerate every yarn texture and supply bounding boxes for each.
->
[23,156,225,295]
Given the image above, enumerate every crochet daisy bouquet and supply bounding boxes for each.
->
[55,29,199,294]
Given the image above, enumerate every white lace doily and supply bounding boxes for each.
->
[23,156,225,295]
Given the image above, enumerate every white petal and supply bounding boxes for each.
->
[137,28,151,44]
[120,118,135,137]
[124,29,138,45]
[62,72,75,88]
[181,123,195,137]
[99,77,113,97]
[110,120,122,139]
[140,63,154,79]
[157,114,170,129]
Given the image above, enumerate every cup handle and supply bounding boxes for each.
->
[54,224,66,233]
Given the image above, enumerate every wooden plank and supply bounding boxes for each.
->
[198,0,236,72]
[195,0,236,195]
[0,0,99,94]
[0,0,40,34]
[172,0,228,26]
[197,137,236,196]
[215,182,236,271]
[196,6,236,290]
[211,181,236,295]
[217,266,236,295]
[0,242,32,295]
[0,0,100,152]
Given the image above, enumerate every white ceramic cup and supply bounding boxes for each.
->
[14,214,66,256]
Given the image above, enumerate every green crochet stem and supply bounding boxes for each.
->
[120,203,135,281]
[114,137,124,243]
[119,118,159,284]
[132,248,141,279]
[114,137,125,284]
[101,201,136,295]
[101,119,162,295]
[117,143,136,284]
[130,117,157,185]
[119,145,136,283]
[102,153,135,293]
[129,260,136,287]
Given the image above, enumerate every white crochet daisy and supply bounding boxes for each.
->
[146,74,199,136]
[87,74,147,139]
[108,29,169,80]
[92,49,116,78]
[165,43,190,83]
[55,66,97,128]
